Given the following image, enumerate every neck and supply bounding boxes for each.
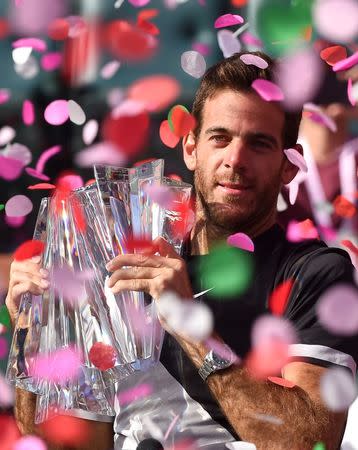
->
[190,204,277,255]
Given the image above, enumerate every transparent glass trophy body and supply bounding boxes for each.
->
[6,198,49,393]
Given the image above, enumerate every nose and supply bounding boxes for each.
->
[223,139,248,170]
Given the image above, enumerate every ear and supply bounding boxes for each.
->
[281,144,303,185]
[183,132,197,171]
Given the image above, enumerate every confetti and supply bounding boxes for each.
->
[268,279,294,316]
[168,105,196,137]
[0,373,14,407]
[5,194,33,217]
[178,301,214,342]
[313,0,358,43]
[303,103,337,132]
[267,376,295,388]
[286,219,319,242]
[51,264,88,305]
[317,284,358,336]
[251,79,284,102]
[28,183,56,190]
[0,89,10,104]
[82,119,99,145]
[128,0,151,6]
[12,46,32,65]
[214,13,244,29]
[30,346,82,384]
[198,243,253,298]
[100,60,121,79]
[0,155,24,181]
[143,183,174,208]
[0,125,15,145]
[348,78,356,106]
[68,100,86,125]
[44,99,69,125]
[241,31,262,48]
[288,180,299,205]
[159,120,180,148]
[227,232,254,252]
[277,192,288,212]
[12,37,47,52]
[127,75,181,113]
[0,416,20,450]
[13,435,47,450]
[75,141,127,167]
[48,18,70,40]
[181,51,206,79]
[0,335,8,358]
[251,314,297,348]
[25,168,50,181]
[284,148,308,172]
[40,415,90,446]
[22,99,35,125]
[192,42,211,56]
[313,443,326,450]
[320,45,347,66]
[246,340,290,379]
[217,29,241,58]
[117,383,153,405]
[333,195,356,218]
[320,366,357,411]
[41,52,62,71]
[13,239,45,261]
[88,342,117,371]
[5,215,26,228]
[333,50,358,72]
[205,337,240,364]
[239,54,268,69]
[14,55,39,79]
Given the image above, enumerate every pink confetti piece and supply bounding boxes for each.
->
[13,436,47,450]
[117,383,153,405]
[205,337,240,365]
[111,99,146,119]
[143,183,174,208]
[68,100,86,125]
[333,50,358,72]
[12,37,47,52]
[192,42,211,56]
[288,180,299,205]
[22,99,35,125]
[75,141,127,168]
[181,51,206,79]
[44,99,69,125]
[0,374,14,408]
[41,52,62,71]
[82,119,99,145]
[251,79,284,102]
[0,155,23,181]
[251,315,297,349]
[227,232,254,252]
[214,13,244,29]
[348,78,356,106]
[320,366,357,412]
[128,0,151,6]
[51,264,91,305]
[0,336,8,358]
[25,167,50,181]
[0,126,16,146]
[217,29,241,58]
[304,103,337,132]
[5,194,33,217]
[286,219,319,242]
[36,145,61,172]
[100,60,121,79]
[313,0,358,43]
[5,215,26,228]
[284,148,308,172]
[317,284,358,336]
[6,143,32,166]
[0,89,10,104]
[240,54,268,69]
[163,414,180,441]
[241,31,263,48]
[30,346,82,384]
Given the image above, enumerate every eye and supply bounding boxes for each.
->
[210,135,230,145]
[251,140,273,151]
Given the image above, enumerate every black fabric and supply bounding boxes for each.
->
[160,224,358,437]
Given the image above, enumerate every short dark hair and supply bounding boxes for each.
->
[191,51,302,150]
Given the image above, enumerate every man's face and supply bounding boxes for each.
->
[185,89,292,232]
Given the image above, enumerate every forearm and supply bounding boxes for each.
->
[177,336,344,450]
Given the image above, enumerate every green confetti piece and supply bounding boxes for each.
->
[0,204,4,212]
[0,304,11,329]
[254,0,312,57]
[197,242,253,298]
[168,104,189,133]
[313,442,326,450]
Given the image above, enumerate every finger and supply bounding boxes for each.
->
[108,267,161,288]
[11,270,49,289]
[110,279,150,295]
[10,258,45,276]
[153,237,180,259]
[11,281,45,303]
[106,253,179,271]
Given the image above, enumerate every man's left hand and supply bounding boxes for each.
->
[106,237,193,301]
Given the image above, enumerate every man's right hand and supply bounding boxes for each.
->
[5,255,49,325]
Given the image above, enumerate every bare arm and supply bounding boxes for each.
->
[177,335,347,450]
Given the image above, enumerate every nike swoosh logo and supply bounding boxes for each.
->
[193,287,214,298]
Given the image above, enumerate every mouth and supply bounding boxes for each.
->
[217,182,253,195]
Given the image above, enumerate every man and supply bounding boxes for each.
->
[6,52,358,450]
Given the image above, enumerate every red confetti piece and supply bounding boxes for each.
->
[125,237,159,254]
[137,8,159,22]
[320,45,347,66]
[246,341,290,380]
[333,195,356,218]
[341,239,358,256]
[89,342,117,371]
[48,18,70,40]
[40,415,90,447]
[268,376,296,388]
[159,120,180,148]
[137,19,160,36]
[14,240,45,261]
[28,183,56,190]
[268,279,294,316]
[0,18,10,39]
[168,105,196,137]
[0,416,21,450]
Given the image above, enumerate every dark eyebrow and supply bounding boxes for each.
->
[204,126,233,135]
